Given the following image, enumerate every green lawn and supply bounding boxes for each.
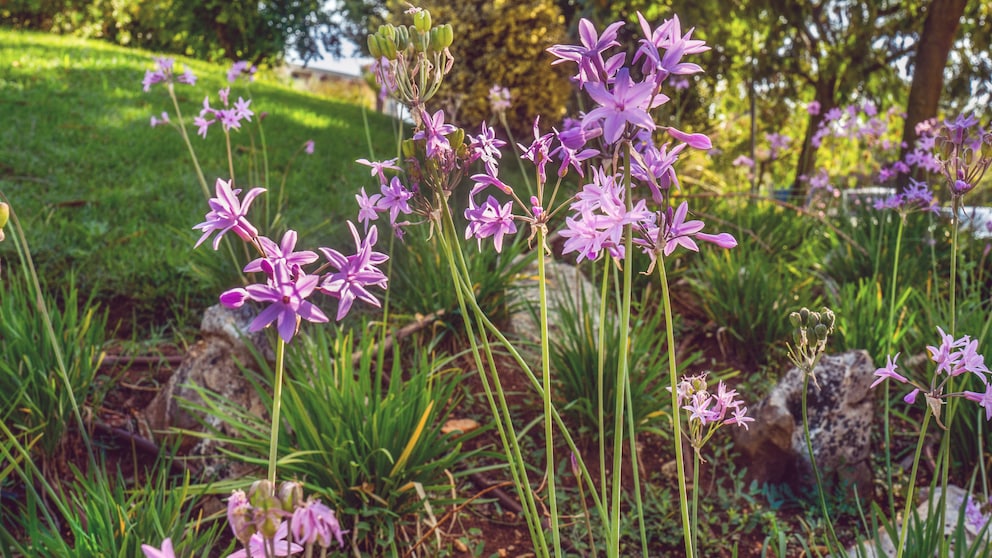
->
[0,29,399,336]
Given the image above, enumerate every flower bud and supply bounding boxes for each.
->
[789,312,801,328]
[413,9,431,33]
[435,23,453,50]
[278,481,304,512]
[0,202,8,230]
[394,25,410,51]
[378,24,395,42]
[799,308,810,324]
[248,479,275,506]
[813,323,829,341]
[367,35,382,58]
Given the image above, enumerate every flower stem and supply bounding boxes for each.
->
[597,258,610,505]
[536,230,563,557]
[267,338,286,485]
[801,371,840,552]
[895,407,932,558]
[609,143,634,556]
[657,257,693,558]
[167,83,210,201]
[882,214,906,516]
[691,450,700,558]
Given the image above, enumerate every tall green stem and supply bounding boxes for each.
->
[691,451,700,557]
[801,371,840,552]
[267,338,286,485]
[882,215,906,515]
[609,143,634,555]
[536,231,563,557]
[167,84,210,201]
[658,258,693,558]
[437,204,548,555]
[597,259,611,505]
[895,408,932,558]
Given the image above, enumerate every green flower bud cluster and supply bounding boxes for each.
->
[787,306,836,384]
[367,7,454,109]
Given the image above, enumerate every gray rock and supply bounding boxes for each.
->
[143,303,271,479]
[734,350,877,498]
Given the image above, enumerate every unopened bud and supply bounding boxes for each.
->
[0,202,8,230]
[813,323,828,341]
[413,9,432,33]
[394,25,410,51]
[278,481,303,512]
[789,312,801,328]
[799,308,810,324]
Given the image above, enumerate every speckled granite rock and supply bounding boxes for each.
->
[734,350,877,497]
[143,304,271,479]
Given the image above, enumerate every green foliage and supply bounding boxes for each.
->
[413,0,573,138]
[183,327,476,553]
[686,221,820,366]
[1,458,230,558]
[0,29,397,335]
[828,278,918,362]
[0,273,106,459]
[546,280,697,437]
[388,225,534,330]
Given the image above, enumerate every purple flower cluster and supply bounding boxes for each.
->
[224,484,345,558]
[871,327,992,421]
[227,60,258,83]
[193,86,254,138]
[872,177,937,214]
[142,57,196,92]
[672,373,753,452]
[935,113,992,198]
[192,178,388,342]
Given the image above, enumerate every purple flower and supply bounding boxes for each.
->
[551,129,599,178]
[304,140,315,155]
[356,187,382,225]
[233,97,253,123]
[243,230,318,274]
[193,178,266,250]
[870,353,908,389]
[657,201,736,256]
[583,68,667,144]
[227,521,303,558]
[291,498,346,549]
[413,109,457,158]
[489,85,512,113]
[356,157,401,185]
[318,222,389,321]
[732,155,754,168]
[149,112,170,128]
[464,195,517,253]
[904,388,920,405]
[927,326,965,376]
[518,117,555,184]
[666,126,712,150]
[142,57,196,92]
[469,122,506,174]
[547,18,625,87]
[227,60,257,83]
[141,538,176,558]
[633,13,707,84]
[227,490,254,544]
[221,259,328,343]
[378,176,414,225]
[963,382,992,421]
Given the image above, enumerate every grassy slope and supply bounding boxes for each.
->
[0,29,399,336]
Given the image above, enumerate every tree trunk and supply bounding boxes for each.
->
[791,77,836,199]
[897,0,967,190]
